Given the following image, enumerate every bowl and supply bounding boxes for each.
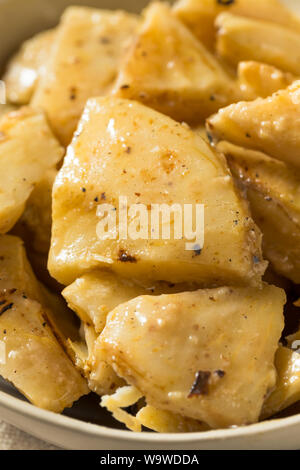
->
[0,0,299,450]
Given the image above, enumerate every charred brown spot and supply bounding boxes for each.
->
[118,250,137,263]
[0,303,14,316]
[188,371,211,398]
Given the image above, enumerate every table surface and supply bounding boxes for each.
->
[0,420,59,450]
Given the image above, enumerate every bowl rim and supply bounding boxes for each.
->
[1,389,300,443]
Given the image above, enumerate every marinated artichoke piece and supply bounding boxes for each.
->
[0,235,89,412]
[173,0,300,50]
[49,97,265,287]
[0,293,88,412]
[85,322,125,397]
[3,29,55,105]
[63,271,200,334]
[0,107,63,234]
[262,344,300,419]
[0,234,44,302]
[218,142,300,282]
[32,7,139,145]
[101,385,209,433]
[13,168,56,255]
[136,405,209,433]
[12,168,58,291]
[237,61,294,100]
[67,321,124,397]
[216,13,300,75]
[248,190,300,284]
[207,81,300,169]
[0,233,78,342]
[63,271,199,395]
[101,386,144,432]
[114,2,237,124]
[98,284,285,429]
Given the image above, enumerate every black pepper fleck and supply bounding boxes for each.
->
[215,370,225,378]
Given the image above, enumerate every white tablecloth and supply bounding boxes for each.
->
[0,420,59,450]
